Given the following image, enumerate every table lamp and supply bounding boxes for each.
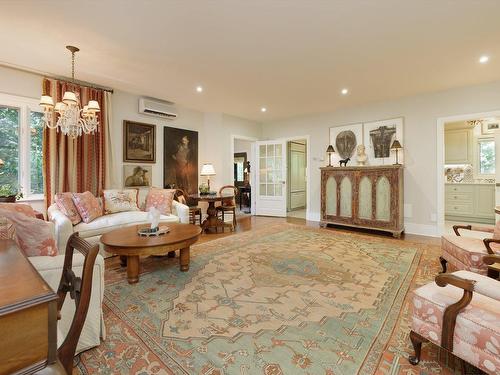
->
[200,163,216,190]
[390,140,403,165]
[326,145,335,167]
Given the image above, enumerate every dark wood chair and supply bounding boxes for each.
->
[216,185,238,230]
[36,233,99,375]
[174,189,202,226]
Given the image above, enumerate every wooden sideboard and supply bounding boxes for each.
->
[0,240,58,374]
[320,165,404,237]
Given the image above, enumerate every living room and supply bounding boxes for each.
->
[0,1,499,374]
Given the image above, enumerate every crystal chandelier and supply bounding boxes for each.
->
[39,46,100,138]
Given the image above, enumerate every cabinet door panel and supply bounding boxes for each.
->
[445,129,471,164]
[475,185,495,218]
[340,176,352,218]
[376,176,391,221]
[325,176,337,216]
[358,176,372,219]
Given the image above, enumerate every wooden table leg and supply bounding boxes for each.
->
[120,255,127,267]
[179,247,190,272]
[127,255,140,284]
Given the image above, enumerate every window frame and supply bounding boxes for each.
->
[0,93,44,201]
[476,136,495,178]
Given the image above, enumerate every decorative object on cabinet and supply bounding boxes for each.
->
[339,157,350,167]
[326,145,335,166]
[356,144,367,166]
[320,165,404,237]
[163,126,199,195]
[123,165,152,187]
[390,139,403,165]
[329,123,363,159]
[123,120,156,163]
[363,117,403,165]
[200,163,216,191]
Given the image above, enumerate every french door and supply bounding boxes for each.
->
[256,140,287,216]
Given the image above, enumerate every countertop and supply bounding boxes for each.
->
[445,182,495,185]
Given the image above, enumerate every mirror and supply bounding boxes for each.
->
[234,152,247,186]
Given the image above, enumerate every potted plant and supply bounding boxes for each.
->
[0,184,23,203]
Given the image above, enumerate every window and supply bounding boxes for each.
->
[0,93,44,199]
[478,139,495,175]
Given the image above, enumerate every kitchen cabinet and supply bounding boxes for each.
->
[445,183,495,223]
[445,128,473,164]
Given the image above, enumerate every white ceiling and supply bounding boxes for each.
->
[1,0,500,121]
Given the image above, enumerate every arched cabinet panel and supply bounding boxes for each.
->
[325,177,337,216]
[320,166,403,237]
[358,176,372,219]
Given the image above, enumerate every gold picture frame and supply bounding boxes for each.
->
[123,120,156,163]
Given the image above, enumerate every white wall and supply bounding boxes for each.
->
[0,65,262,210]
[261,80,500,236]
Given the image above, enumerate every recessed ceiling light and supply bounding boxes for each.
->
[196,86,203,93]
[341,88,349,95]
[261,107,267,113]
[479,55,489,64]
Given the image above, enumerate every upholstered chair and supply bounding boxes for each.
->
[440,223,500,275]
[216,185,238,230]
[408,259,500,375]
[174,189,202,225]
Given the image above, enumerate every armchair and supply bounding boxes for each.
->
[440,223,500,275]
[409,259,500,374]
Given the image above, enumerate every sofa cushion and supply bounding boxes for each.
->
[74,210,179,239]
[441,235,493,274]
[0,203,37,218]
[145,188,176,215]
[72,191,103,224]
[55,193,82,225]
[103,189,140,214]
[411,271,500,375]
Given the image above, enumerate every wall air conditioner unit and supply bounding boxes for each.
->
[139,97,177,120]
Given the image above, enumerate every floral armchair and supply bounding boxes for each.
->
[408,255,500,374]
[440,223,500,275]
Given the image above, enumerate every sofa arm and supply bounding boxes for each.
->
[172,200,190,224]
[48,204,74,254]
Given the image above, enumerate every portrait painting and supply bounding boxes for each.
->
[329,123,363,162]
[123,120,156,163]
[363,117,404,165]
[123,165,152,188]
[163,126,198,195]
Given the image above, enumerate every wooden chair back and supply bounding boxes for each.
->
[174,189,195,206]
[218,185,238,206]
[56,233,99,374]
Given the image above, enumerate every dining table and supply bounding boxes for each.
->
[189,193,235,233]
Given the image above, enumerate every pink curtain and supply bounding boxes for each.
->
[42,78,107,208]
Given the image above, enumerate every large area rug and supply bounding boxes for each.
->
[76,224,478,374]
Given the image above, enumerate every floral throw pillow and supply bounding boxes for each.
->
[144,188,176,215]
[0,209,57,257]
[55,192,82,225]
[71,191,103,224]
[0,203,37,218]
[103,189,140,214]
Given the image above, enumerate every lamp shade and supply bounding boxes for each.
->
[390,140,403,150]
[326,145,335,153]
[200,163,216,176]
[62,91,77,104]
[87,100,100,112]
[39,95,54,109]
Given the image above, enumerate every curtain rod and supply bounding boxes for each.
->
[0,61,114,93]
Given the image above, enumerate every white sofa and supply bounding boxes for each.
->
[48,199,190,253]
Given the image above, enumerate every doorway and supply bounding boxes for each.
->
[287,139,307,219]
[232,136,256,216]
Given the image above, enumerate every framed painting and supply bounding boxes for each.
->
[329,123,363,163]
[363,117,404,165]
[481,120,500,135]
[123,165,152,188]
[123,120,156,163]
[163,126,199,195]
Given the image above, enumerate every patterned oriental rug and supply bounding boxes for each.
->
[77,224,478,374]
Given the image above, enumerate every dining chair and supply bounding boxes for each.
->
[36,233,99,375]
[216,185,238,230]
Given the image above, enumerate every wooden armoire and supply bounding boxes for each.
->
[320,165,404,237]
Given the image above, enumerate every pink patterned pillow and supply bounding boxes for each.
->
[0,209,57,257]
[71,191,103,224]
[144,188,176,215]
[0,203,37,218]
[55,193,82,225]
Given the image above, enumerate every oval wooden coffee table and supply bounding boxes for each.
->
[101,223,201,284]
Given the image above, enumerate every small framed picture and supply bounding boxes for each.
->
[123,120,156,163]
[481,121,500,135]
[123,165,152,188]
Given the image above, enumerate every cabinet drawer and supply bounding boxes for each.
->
[445,192,473,203]
[445,202,474,215]
[445,185,474,193]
